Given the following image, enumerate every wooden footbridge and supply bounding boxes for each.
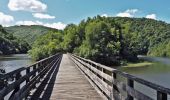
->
[0,53,170,100]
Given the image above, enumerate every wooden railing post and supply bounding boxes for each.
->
[33,65,36,77]
[15,72,21,91]
[32,65,37,89]
[157,91,167,100]
[9,72,21,99]
[26,67,30,84]
[127,79,134,100]
[40,62,44,79]
[112,72,117,100]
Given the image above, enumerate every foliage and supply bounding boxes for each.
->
[0,25,30,55]
[28,31,63,60]
[61,16,138,65]
[5,25,59,45]
[148,40,170,57]
[62,24,81,52]
[28,16,170,65]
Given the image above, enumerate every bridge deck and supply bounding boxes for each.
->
[31,54,102,100]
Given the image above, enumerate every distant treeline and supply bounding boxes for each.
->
[28,16,170,65]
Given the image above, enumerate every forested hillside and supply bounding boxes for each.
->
[5,25,59,45]
[27,16,170,65]
[0,25,30,55]
[113,17,170,56]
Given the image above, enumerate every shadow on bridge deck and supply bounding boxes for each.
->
[29,54,102,100]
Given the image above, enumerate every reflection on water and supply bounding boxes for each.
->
[0,54,34,73]
[118,62,170,99]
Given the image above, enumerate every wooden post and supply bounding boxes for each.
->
[32,65,37,89]
[112,72,117,100]
[40,62,44,79]
[15,72,21,91]
[157,91,167,100]
[9,72,21,99]
[33,65,36,77]
[101,67,104,94]
[127,79,134,100]
[26,67,30,84]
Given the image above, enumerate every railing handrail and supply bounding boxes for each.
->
[72,54,114,71]
[113,69,170,94]
[70,54,170,100]
[0,53,59,80]
[0,53,62,100]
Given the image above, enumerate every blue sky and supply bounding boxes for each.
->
[0,0,170,29]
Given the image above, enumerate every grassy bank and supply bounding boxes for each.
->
[122,61,154,68]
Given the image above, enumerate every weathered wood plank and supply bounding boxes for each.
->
[114,78,153,100]
[72,55,113,72]
[75,56,113,83]
[47,54,102,100]
[12,55,62,100]
[71,54,170,100]
[113,70,170,94]
[0,53,61,100]
[71,56,112,98]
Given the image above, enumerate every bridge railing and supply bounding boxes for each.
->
[70,54,170,100]
[0,53,62,100]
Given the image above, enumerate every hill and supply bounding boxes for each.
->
[113,17,170,56]
[0,25,30,55]
[5,25,59,45]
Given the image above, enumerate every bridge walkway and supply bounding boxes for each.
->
[31,54,102,100]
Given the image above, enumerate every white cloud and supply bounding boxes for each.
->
[33,13,55,19]
[101,14,108,17]
[0,12,14,25]
[116,9,138,17]
[16,20,39,25]
[146,14,156,20]
[44,22,66,30]
[16,20,66,30]
[8,0,47,12]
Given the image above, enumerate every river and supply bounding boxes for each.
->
[118,57,170,99]
[0,54,34,73]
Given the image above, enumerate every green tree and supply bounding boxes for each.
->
[29,31,63,60]
[62,24,81,52]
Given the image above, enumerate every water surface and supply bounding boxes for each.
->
[118,62,170,99]
[0,54,33,73]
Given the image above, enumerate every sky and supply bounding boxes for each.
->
[0,0,170,30]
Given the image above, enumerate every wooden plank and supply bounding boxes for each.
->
[114,79,153,100]
[72,55,113,72]
[70,56,108,100]
[72,56,112,98]
[0,68,38,98]
[71,54,158,100]
[76,57,113,83]
[1,53,60,80]
[113,70,170,94]
[157,91,167,100]
[47,54,102,100]
[127,79,134,100]
[0,53,61,99]
[72,56,113,83]
[12,55,61,100]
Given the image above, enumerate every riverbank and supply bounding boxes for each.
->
[122,61,154,68]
